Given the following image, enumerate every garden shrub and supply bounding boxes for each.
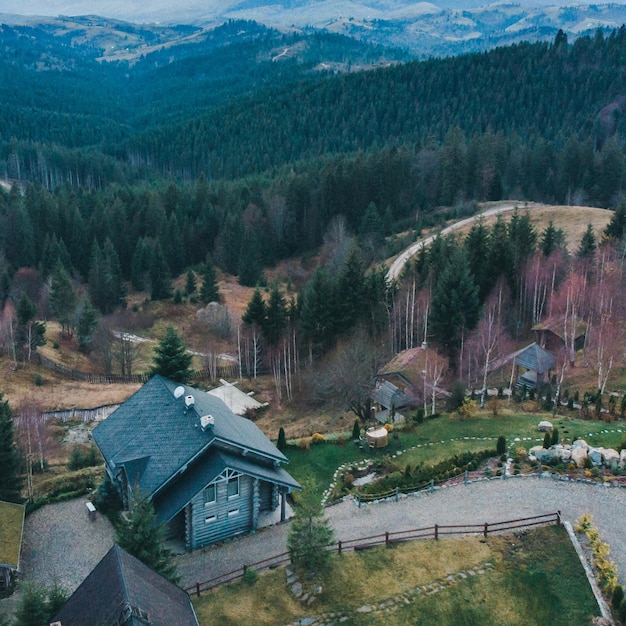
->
[311,432,326,444]
[243,567,259,585]
[611,584,624,610]
[496,435,507,455]
[352,419,361,440]
[67,445,101,471]
[277,427,287,451]
[298,437,312,450]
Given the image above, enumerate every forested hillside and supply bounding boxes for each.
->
[0,23,626,394]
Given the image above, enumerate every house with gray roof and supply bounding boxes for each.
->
[50,544,199,626]
[92,375,299,550]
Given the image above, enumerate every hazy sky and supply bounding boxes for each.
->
[1,0,626,26]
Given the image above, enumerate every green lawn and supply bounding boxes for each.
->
[192,525,599,626]
[284,411,626,500]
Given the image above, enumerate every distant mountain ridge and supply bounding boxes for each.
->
[3,1,626,56]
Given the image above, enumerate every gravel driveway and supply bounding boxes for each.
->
[177,476,626,590]
[1,476,624,622]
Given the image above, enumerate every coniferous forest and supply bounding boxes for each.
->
[2,20,626,388]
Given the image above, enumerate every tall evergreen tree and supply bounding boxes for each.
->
[150,326,194,383]
[577,223,597,259]
[0,393,23,503]
[185,268,197,296]
[335,246,367,334]
[430,247,479,359]
[299,266,337,357]
[540,220,566,257]
[115,496,179,583]
[149,241,172,301]
[464,218,491,301]
[76,298,99,353]
[604,202,626,240]
[242,288,267,328]
[199,259,220,304]
[49,264,76,338]
[263,285,287,347]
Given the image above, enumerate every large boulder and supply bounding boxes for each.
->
[538,420,553,432]
[587,447,603,466]
[620,449,626,469]
[572,439,588,450]
[571,446,587,468]
[551,445,571,461]
[601,448,620,470]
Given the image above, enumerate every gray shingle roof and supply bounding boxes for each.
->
[52,544,199,626]
[92,375,289,499]
[373,380,412,410]
[513,342,556,373]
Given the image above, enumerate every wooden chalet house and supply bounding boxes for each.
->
[92,375,300,550]
[50,544,199,626]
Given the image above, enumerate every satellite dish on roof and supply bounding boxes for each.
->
[174,385,185,399]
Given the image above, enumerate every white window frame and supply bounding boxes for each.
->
[227,476,240,499]
[205,514,217,524]
[228,508,239,518]
[203,483,216,506]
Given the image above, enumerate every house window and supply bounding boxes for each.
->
[205,515,216,524]
[227,476,239,499]
[203,484,216,505]
[228,508,239,518]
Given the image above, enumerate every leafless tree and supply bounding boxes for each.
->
[320,215,355,275]
[309,330,386,420]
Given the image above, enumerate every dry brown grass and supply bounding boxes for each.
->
[453,203,612,251]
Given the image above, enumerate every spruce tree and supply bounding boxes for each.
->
[242,288,266,328]
[287,477,335,573]
[0,393,23,503]
[604,202,626,240]
[185,269,197,296]
[577,223,597,259]
[115,496,179,583]
[199,259,220,303]
[150,326,194,383]
[49,264,76,338]
[263,285,287,347]
[150,241,172,301]
[76,298,99,353]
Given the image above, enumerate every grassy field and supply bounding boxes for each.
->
[192,525,599,626]
[284,410,626,499]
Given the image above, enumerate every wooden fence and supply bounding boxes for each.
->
[184,511,562,597]
[36,353,244,384]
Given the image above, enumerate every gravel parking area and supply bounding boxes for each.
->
[19,498,115,591]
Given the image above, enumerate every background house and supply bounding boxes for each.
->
[0,500,25,594]
[92,375,299,551]
[50,544,199,626]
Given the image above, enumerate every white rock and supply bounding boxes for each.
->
[619,449,626,469]
[588,447,603,466]
[571,447,587,468]
[538,420,553,432]
[572,439,588,450]
[601,448,620,469]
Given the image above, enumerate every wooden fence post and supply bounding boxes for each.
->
[395,487,399,502]
[464,470,468,485]
[434,524,439,540]
[196,582,200,597]
[556,510,561,526]
[385,532,390,546]
[483,522,488,538]
[338,540,342,555]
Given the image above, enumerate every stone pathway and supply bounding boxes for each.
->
[283,562,496,626]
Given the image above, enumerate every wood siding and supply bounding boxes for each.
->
[189,473,253,549]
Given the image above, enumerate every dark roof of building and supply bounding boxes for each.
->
[531,316,587,340]
[373,380,412,410]
[153,449,301,525]
[92,375,288,499]
[51,544,199,626]
[513,342,556,373]
[0,500,25,569]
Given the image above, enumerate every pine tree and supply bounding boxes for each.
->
[540,220,566,257]
[577,223,597,259]
[185,269,197,296]
[242,288,266,328]
[464,218,491,301]
[76,298,99,353]
[287,477,335,573]
[299,267,337,357]
[199,259,220,304]
[0,393,23,503]
[277,427,287,451]
[150,326,194,383]
[115,496,179,583]
[49,264,76,338]
[263,285,287,347]
[150,241,172,301]
[13,584,49,626]
[604,202,626,240]
[430,247,479,359]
